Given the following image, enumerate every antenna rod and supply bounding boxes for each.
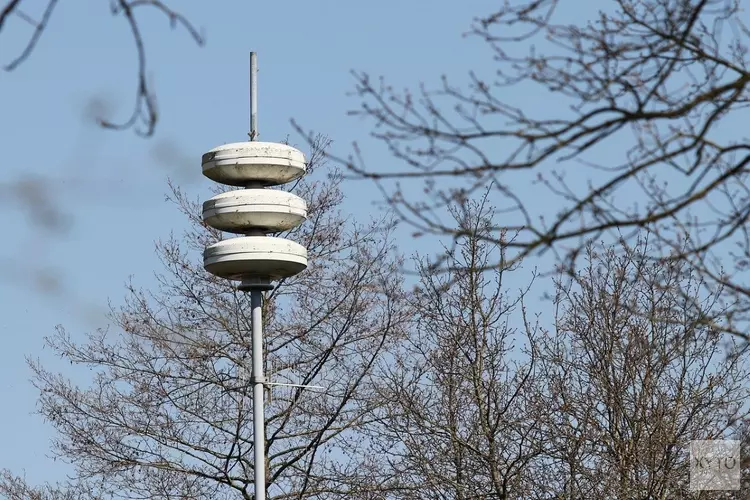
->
[250,52,258,141]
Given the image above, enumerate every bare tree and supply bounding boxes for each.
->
[0,472,99,500]
[1,0,203,136]
[348,196,545,499]
[0,137,410,499]
[296,0,750,338]
[333,201,747,499]
[531,237,749,498]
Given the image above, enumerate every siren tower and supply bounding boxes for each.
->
[200,52,307,500]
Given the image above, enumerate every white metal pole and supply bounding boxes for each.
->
[249,51,264,500]
[251,288,266,500]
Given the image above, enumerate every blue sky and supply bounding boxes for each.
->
[0,0,609,486]
[0,0,514,484]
